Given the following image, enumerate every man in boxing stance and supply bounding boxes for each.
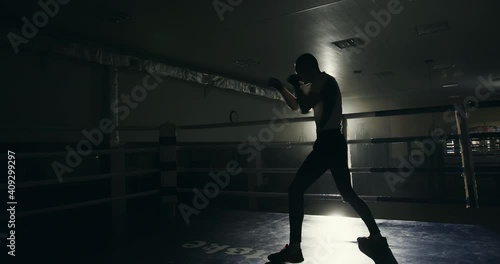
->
[267,53,388,263]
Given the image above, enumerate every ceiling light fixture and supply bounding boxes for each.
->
[233,59,260,68]
[94,8,131,24]
[374,71,394,78]
[415,21,450,36]
[433,63,456,70]
[331,38,364,50]
[442,83,459,88]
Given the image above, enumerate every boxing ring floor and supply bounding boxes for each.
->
[81,207,500,264]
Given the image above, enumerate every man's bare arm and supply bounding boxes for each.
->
[294,88,322,114]
[269,76,321,113]
[268,77,299,111]
[287,74,322,114]
[279,87,300,111]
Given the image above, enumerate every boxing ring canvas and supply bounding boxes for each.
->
[82,208,500,264]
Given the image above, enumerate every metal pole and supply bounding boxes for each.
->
[342,116,354,188]
[455,104,479,208]
[248,151,261,210]
[108,67,128,244]
[159,123,178,218]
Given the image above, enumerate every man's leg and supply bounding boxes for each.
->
[289,149,329,245]
[331,166,381,236]
[328,134,391,261]
[329,133,381,236]
[268,149,328,263]
[332,166,396,262]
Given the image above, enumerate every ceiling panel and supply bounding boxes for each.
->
[2,0,500,105]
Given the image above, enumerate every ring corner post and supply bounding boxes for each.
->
[159,122,178,220]
[455,105,479,209]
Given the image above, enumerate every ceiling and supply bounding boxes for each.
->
[2,0,500,103]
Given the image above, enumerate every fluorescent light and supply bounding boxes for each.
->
[433,63,456,70]
[374,71,394,78]
[416,21,450,36]
[93,8,131,24]
[442,83,459,88]
[233,59,259,68]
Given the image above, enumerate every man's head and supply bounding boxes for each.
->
[294,53,321,83]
